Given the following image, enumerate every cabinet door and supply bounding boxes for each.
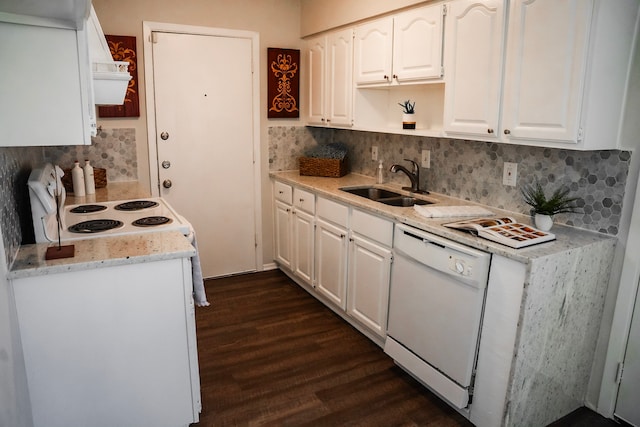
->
[326,28,353,127]
[292,209,314,286]
[501,0,591,143]
[393,4,444,82]
[0,22,93,146]
[443,0,505,137]
[315,218,348,309]
[306,35,326,125]
[274,200,292,269]
[353,17,393,85]
[347,234,392,337]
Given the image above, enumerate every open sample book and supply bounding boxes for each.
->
[444,217,555,249]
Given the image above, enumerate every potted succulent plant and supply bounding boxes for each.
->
[398,100,416,129]
[521,178,579,231]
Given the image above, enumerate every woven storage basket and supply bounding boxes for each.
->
[299,157,349,177]
[62,168,107,193]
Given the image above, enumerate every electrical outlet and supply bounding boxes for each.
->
[421,150,430,168]
[503,162,518,186]
[372,146,379,161]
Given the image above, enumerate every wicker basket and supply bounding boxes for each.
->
[62,167,107,193]
[299,157,349,177]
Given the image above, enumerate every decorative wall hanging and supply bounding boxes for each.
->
[98,35,140,118]
[267,48,300,118]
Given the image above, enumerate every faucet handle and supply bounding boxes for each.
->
[404,158,419,172]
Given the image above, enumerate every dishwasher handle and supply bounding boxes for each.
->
[402,229,446,249]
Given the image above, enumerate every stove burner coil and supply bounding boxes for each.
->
[132,216,172,227]
[114,200,159,211]
[69,204,107,214]
[68,219,124,234]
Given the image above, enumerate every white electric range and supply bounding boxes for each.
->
[28,163,191,243]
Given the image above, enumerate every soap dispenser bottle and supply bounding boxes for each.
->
[376,159,384,184]
[83,160,95,195]
[71,161,86,196]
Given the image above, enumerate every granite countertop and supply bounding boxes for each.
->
[65,181,151,205]
[270,171,615,264]
[9,230,195,279]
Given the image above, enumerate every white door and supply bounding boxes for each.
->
[306,35,326,125]
[353,17,393,85]
[151,31,258,278]
[615,281,640,425]
[292,209,314,286]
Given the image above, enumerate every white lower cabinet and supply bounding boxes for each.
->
[347,234,392,338]
[11,258,201,427]
[315,217,349,308]
[292,208,314,286]
[273,181,315,286]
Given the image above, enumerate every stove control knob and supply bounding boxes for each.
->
[160,131,170,140]
[161,160,171,169]
[163,179,172,189]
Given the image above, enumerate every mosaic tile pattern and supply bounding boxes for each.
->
[44,128,138,182]
[268,126,333,171]
[0,147,43,266]
[268,126,631,235]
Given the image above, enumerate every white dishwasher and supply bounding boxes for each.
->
[385,223,491,410]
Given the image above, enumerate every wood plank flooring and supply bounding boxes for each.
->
[192,270,619,427]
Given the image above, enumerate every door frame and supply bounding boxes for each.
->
[597,165,640,417]
[142,21,263,273]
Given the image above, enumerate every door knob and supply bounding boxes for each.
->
[504,129,511,135]
[161,160,171,169]
[160,131,170,140]
[163,179,172,189]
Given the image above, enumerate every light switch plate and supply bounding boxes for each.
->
[421,150,430,168]
[503,162,517,186]
[372,146,379,161]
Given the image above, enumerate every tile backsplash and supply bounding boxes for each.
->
[0,128,138,267]
[268,126,631,235]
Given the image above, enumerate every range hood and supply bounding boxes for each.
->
[87,6,131,105]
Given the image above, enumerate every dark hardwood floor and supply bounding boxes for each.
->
[193,270,619,427]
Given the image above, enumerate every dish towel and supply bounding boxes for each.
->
[186,227,210,307]
[414,204,495,218]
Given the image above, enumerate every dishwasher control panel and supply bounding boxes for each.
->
[393,223,491,287]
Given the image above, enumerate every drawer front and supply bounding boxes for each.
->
[317,196,349,227]
[351,209,393,247]
[293,188,315,214]
[274,181,293,204]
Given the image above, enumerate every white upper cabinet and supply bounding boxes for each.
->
[501,0,638,149]
[306,28,353,127]
[353,17,393,85]
[393,5,444,83]
[443,0,506,138]
[354,4,444,86]
[0,20,95,146]
[501,0,590,145]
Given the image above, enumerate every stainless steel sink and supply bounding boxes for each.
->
[341,187,402,200]
[380,197,430,207]
[340,186,432,207]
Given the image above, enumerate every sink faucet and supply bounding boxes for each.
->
[389,159,428,194]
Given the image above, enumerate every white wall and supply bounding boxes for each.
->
[92,0,303,266]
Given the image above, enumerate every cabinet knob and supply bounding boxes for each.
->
[487,128,494,134]
[383,75,389,81]
[326,119,331,123]
[299,198,304,202]
[393,74,398,80]
[321,118,325,122]
[504,129,511,135]
[162,179,172,189]
[160,131,170,140]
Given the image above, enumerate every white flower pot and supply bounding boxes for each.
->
[534,213,554,231]
[402,113,416,129]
